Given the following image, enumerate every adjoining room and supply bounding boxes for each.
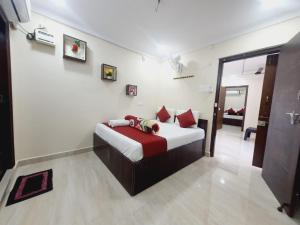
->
[215,55,267,166]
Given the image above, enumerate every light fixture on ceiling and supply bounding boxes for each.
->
[51,0,67,8]
[240,59,264,76]
[156,44,170,57]
[259,0,283,9]
[220,178,226,184]
[255,67,264,75]
[155,0,161,12]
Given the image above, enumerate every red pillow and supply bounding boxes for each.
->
[237,108,245,116]
[176,109,196,128]
[157,106,171,122]
[227,108,236,115]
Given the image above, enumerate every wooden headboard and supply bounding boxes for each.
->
[198,119,208,153]
[198,119,208,134]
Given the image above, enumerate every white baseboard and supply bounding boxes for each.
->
[205,151,211,157]
[17,147,93,167]
[0,147,92,207]
[0,169,16,207]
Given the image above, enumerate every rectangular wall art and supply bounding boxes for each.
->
[63,34,87,62]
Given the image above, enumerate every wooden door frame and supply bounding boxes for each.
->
[0,7,15,175]
[223,85,249,131]
[210,45,282,157]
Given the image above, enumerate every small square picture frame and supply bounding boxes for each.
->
[126,85,137,96]
[101,64,117,81]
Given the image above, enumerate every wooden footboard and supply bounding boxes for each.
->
[223,117,242,126]
[93,133,205,196]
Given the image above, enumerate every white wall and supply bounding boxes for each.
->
[159,17,300,153]
[10,13,300,159]
[224,89,247,111]
[10,13,162,160]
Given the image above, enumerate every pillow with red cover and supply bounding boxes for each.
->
[227,108,237,115]
[157,106,171,122]
[176,109,196,128]
[237,108,245,116]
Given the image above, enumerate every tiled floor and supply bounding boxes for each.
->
[0,127,299,225]
[214,125,256,172]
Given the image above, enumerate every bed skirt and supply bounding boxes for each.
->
[93,133,205,196]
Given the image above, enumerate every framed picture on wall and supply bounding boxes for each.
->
[63,34,87,62]
[101,64,117,81]
[126,85,137,96]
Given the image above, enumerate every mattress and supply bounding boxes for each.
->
[223,114,243,120]
[95,122,205,162]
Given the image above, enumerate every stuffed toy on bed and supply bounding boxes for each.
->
[125,115,160,133]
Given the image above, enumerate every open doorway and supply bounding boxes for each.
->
[210,46,281,167]
[215,55,266,165]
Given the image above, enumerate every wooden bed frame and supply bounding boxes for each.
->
[93,119,208,196]
[223,117,243,127]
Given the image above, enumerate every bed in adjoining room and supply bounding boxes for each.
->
[223,113,243,127]
[93,107,207,196]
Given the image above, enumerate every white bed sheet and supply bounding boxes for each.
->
[223,114,243,120]
[95,122,205,162]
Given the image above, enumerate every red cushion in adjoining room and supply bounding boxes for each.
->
[227,108,236,115]
[176,109,196,128]
[157,106,171,122]
[237,108,245,116]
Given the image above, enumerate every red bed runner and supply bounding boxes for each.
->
[104,124,167,158]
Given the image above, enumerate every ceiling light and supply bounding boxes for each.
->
[220,178,226,184]
[51,0,67,8]
[255,67,264,75]
[259,0,283,9]
[156,44,170,57]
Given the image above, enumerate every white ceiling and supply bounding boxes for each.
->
[223,55,267,77]
[30,0,300,58]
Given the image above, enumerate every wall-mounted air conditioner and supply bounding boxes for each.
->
[226,90,241,95]
[0,0,31,23]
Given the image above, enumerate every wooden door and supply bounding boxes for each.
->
[0,9,15,181]
[262,33,300,217]
[252,54,279,168]
[217,87,226,130]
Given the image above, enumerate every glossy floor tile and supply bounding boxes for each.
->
[0,127,299,225]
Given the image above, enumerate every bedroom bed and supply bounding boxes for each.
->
[93,119,207,196]
[223,113,243,127]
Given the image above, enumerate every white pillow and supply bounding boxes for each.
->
[156,107,175,123]
[175,109,200,128]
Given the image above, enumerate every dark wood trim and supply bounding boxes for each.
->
[198,119,208,152]
[0,7,15,173]
[223,118,243,127]
[63,34,87,62]
[220,45,283,63]
[210,45,282,157]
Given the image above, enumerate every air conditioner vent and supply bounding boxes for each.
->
[0,0,31,23]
